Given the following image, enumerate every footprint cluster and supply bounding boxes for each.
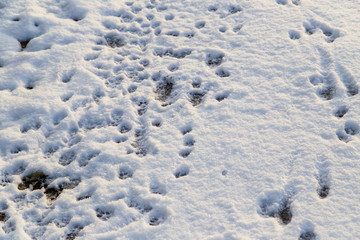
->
[288,14,340,43]
[257,188,321,238]
[303,20,340,43]
[307,49,359,142]
[258,190,293,225]
[179,124,194,158]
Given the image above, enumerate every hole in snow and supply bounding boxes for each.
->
[334,105,348,118]
[344,120,359,135]
[208,5,218,12]
[189,90,206,106]
[152,118,162,127]
[183,135,195,147]
[174,164,190,178]
[215,67,230,77]
[289,30,301,40]
[179,148,192,158]
[205,50,225,67]
[105,32,126,48]
[216,92,230,102]
[195,21,206,29]
[180,125,192,135]
[336,129,350,143]
[59,149,77,166]
[119,121,132,133]
[19,39,31,50]
[299,231,317,240]
[228,5,242,14]
[95,206,114,220]
[149,208,169,226]
[119,166,134,179]
[258,191,293,225]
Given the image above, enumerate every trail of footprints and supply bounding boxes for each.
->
[284,0,340,44]
[258,190,294,225]
[288,19,340,43]
[256,3,355,238]
[307,48,359,143]
[257,182,322,239]
[179,125,195,158]
[0,1,235,239]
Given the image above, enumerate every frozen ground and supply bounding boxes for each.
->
[0,0,360,239]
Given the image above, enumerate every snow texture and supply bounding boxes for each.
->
[1,0,360,239]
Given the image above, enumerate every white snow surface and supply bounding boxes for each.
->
[0,0,360,239]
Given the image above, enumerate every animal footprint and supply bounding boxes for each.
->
[150,179,167,195]
[137,99,149,116]
[317,74,337,100]
[299,231,317,240]
[179,123,194,157]
[10,142,28,154]
[337,120,359,143]
[208,5,218,12]
[149,207,169,226]
[174,164,190,178]
[317,174,330,199]
[104,32,127,48]
[344,120,360,136]
[205,50,225,67]
[299,222,317,240]
[336,129,350,143]
[155,75,174,105]
[315,157,331,198]
[334,105,348,118]
[95,206,114,220]
[110,108,124,126]
[78,150,100,167]
[258,190,293,225]
[309,73,337,100]
[119,121,132,133]
[20,117,41,133]
[228,5,242,14]
[179,148,192,158]
[132,127,155,157]
[53,109,68,125]
[215,67,230,78]
[61,69,76,83]
[168,63,179,72]
[59,149,77,166]
[183,135,195,147]
[118,166,134,179]
[126,191,153,213]
[192,78,201,88]
[189,90,206,106]
[215,91,230,102]
[289,30,301,40]
[276,0,288,5]
[2,219,16,234]
[65,225,84,240]
[165,30,180,37]
[195,21,206,29]
[180,124,192,135]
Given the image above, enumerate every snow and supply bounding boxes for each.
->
[1,0,360,239]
